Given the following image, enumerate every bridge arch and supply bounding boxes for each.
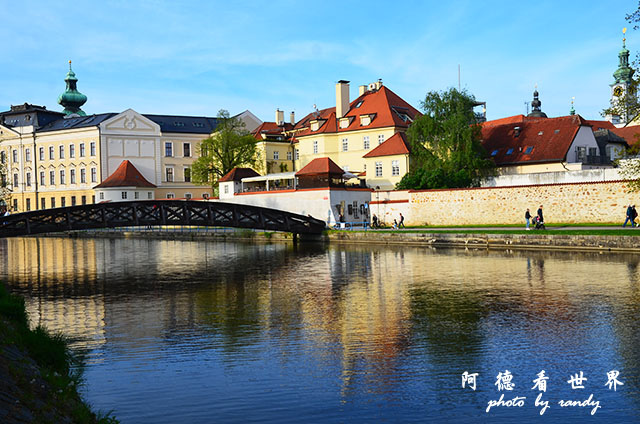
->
[0,200,326,238]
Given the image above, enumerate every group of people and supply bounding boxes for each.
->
[623,204,639,227]
[524,205,545,230]
[371,213,404,229]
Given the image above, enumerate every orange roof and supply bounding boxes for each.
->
[586,120,616,131]
[296,157,344,176]
[252,121,293,141]
[363,132,410,158]
[94,160,156,188]
[611,125,640,145]
[293,85,420,137]
[219,167,260,182]
[481,115,590,165]
[481,114,527,128]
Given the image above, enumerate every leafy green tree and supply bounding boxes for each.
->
[191,109,260,189]
[396,88,494,190]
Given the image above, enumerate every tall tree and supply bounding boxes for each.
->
[396,88,494,190]
[191,110,260,189]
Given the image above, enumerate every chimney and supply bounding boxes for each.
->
[359,85,367,96]
[336,80,350,119]
[375,79,383,90]
[275,109,284,126]
[514,126,521,137]
[290,111,295,125]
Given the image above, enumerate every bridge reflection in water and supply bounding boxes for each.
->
[0,200,326,237]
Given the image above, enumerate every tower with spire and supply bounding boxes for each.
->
[527,87,547,118]
[608,28,636,126]
[57,60,87,117]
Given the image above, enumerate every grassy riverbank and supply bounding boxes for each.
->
[0,283,118,424]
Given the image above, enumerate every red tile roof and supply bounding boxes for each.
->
[363,132,410,158]
[293,85,420,138]
[252,121,293,141]
[611,125,640,145]
[219,167,260,182]
[296,157,344,176]
[481,115,590,165]
[586,120,616,131]
[94,160,156,188]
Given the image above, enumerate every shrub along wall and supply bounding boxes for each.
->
[407,180,633,226]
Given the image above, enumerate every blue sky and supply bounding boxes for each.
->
[0,0,637,122]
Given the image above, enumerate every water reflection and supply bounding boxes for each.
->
[1,237,640,423]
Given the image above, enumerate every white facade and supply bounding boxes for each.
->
[95,186,155,203]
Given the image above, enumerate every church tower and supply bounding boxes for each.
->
[57,60,88,117]
[608,28,635,126]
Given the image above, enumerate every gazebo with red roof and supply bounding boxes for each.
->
[295,157,346,188]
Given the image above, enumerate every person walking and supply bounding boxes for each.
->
[633,205,638,227]
[525,208,531,230]
[537,205,544,223]
[623,204,635,227]
[398,213,405,228]
[372,214,379,229]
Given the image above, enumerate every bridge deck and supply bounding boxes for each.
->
[0,200,326,238]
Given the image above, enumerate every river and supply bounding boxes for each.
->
[1,237,639,423]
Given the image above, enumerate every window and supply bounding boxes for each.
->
[363,136,370,150]
[506,148,514,155]
[41,198,46,209]
[525,146,534,155]
[134,192,139,199]
[91,167,97,183]
[26,172,31,187]
[183,143,191,157]
[202,193,209,199]
[26,198,31,211]
[378,134,385,145]
[166,167,174,182]
[287,151,292,160]
[99,192,104,200]
[59,145,65,159]
[39,147,44,161]
[491,149,499,156]
[50,170,55,185]
[185,193,192,200]
[92,195,95,204]
[166,193,175,199]
[69,144,75,158]
[25,149,31,162]
[184,168,191,182]
[40,171,45,186]
[224,185,229,194]
[13,173,18,188]
[148,192,153,199]
[295,149,299,160]
[121,192,128,199]
[70,169,76,184]
[90,142,96,156]
[49,146,55,160]
[51,197,55,208]
[80,143,85,157]
[392,160,400,176]
[61,197,66,207]
[0,151,5,164]
[60,169,66,185]
[71,196,76,206]
[13,199,17,211]
[81,195,86,205]
[80,168,86,183]
[165,142,173,157]
[375,161,382,177]
[12,150,17,162]
[313,141,318,154]
[342,138,348,152]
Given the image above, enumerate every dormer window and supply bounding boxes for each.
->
[360,114,375,126]
[339,117,352,129]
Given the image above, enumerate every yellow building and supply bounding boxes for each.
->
[253,80,420,191]
[0,65,261,212]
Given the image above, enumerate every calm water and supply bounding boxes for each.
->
[1,237,640,423]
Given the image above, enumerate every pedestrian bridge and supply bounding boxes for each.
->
[0,200,327,238]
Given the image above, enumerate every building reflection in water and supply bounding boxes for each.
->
[0,237,639,412]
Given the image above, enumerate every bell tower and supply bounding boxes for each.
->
[608,28,635,126]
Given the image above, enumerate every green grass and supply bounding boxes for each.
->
[0,282,119,424]
[328,228,640,236]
